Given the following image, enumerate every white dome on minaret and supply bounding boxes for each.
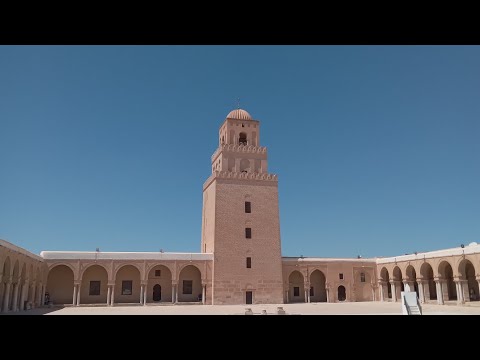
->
[226,108,253,120]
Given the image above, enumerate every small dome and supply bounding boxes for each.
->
[226,108,253,120]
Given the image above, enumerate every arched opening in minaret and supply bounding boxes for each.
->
[240,159,250,173]
[239,132,247,145]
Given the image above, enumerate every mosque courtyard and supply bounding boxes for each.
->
[6,301,480,315]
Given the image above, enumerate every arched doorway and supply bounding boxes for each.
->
[115,265,141,304]
[81,265,108,304]
[420,262,436,300]
[147,265,172,303]
[178,265,202,302]
[288,271,305,303]
[405,265,419,296]
[438,261,457,301]
[392,266,403,300]
[47,265,74,305]
[338,285,346,301]
[459,259,479,301]
[153,284,161,302]
[309,270,327,302]
[380,267,391,299]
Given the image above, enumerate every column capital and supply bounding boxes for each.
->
[4,275,13,284]
[107,282,115,287]
[74,282,81,286]
[140,281,148,286]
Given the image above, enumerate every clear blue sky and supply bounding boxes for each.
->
[1,46,479,258]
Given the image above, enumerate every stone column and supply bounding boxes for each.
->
[460,280,470,303]
[171,283,176,303]
[175,284,179,303]
[140,284,144,305]
[326,287,330,303]
[417,280,425,303]
[12,283,19,312]
[110,285,115,306]
[477,277,480,301]
[304,287,309,303]
[390,281,397,302]
[396,281,402,300]
[371,285,376,301]
[143,285,147,305]
[435,280,444,305]
[29,281,36,308]
[378,282,384,301]
[424,280,431,301]
[2,278,12,313]
[285,290,289,303]
[441,280,449,302]
[72,284,78,306]
[19,282,27,311]
[107,286,111,306]
[76,283,81,306]
[35,283,40,307]
[41,285,46,307]
[454,280,464,304]
[202,284,206,305]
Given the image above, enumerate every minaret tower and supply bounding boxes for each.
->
[201,108,283,304]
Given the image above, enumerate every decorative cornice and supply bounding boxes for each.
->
[211,144,267,162]
[203,171,278,190]
[215,171,277,181]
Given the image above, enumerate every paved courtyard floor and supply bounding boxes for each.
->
[7,301,480,315]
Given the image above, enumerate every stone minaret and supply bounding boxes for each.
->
[201,108,283,304]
